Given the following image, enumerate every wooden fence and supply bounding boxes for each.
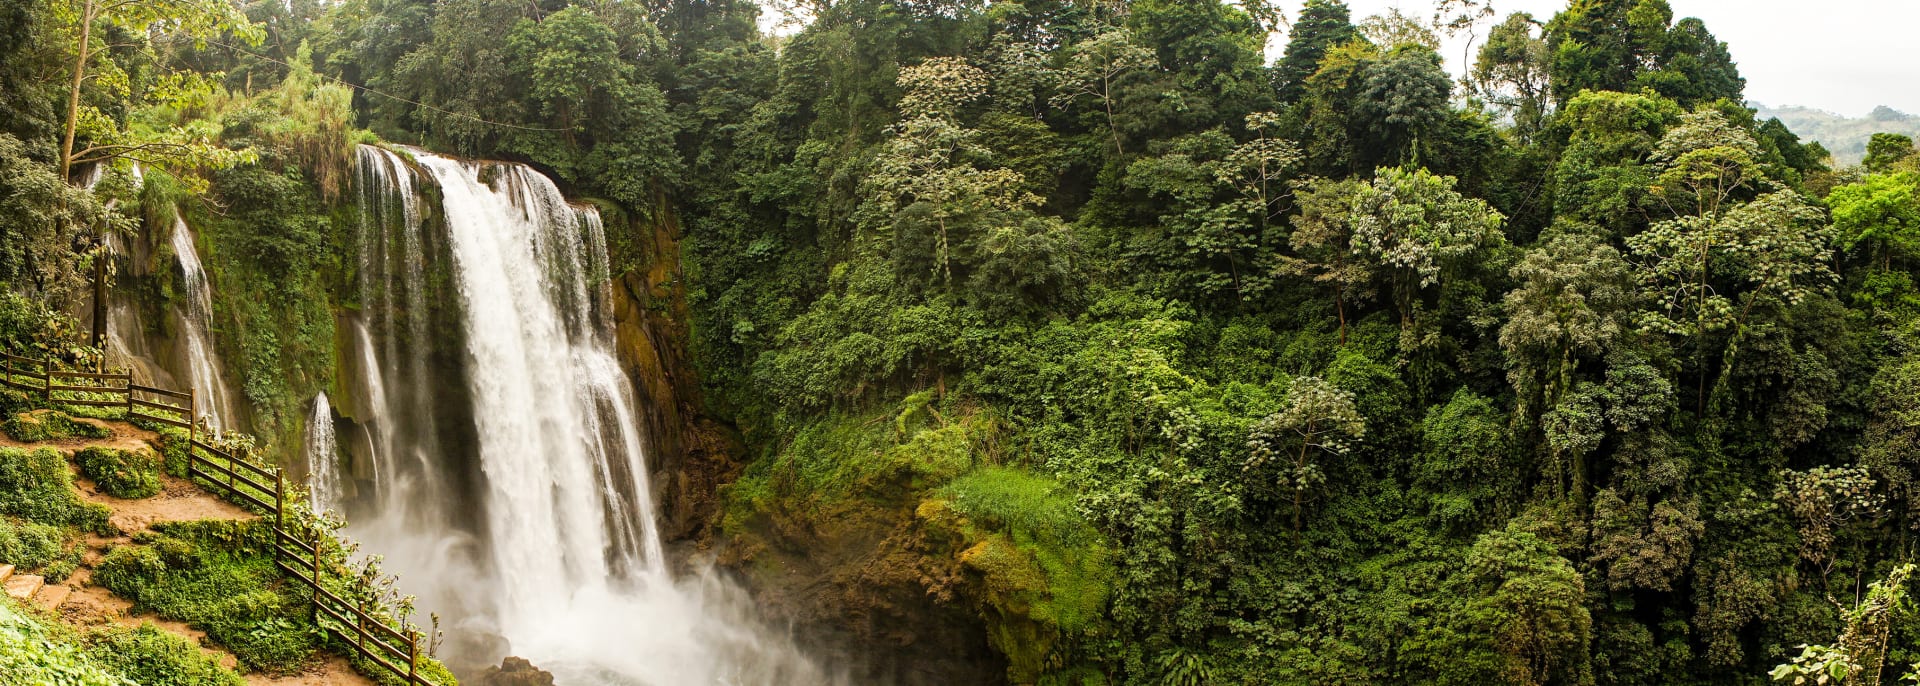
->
[3,350,441,686]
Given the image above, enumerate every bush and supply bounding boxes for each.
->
[4,410,110,442]
[0,390,34,418]
[75,447,163,499]
[84,624,245,686]
[0,448,114,533]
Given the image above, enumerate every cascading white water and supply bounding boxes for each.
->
[168,216,240,432]
[307,392,341,513]
[348,146,834,685]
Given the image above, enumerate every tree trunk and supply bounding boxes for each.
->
[61,0,95,183]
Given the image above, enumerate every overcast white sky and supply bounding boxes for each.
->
[1337,0,1920,117]
[760,1,1918,118]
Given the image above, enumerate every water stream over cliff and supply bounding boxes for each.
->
[94,164,241,432]
[306,392,340,512]
[166,216,240,432]
[334,146,831,685]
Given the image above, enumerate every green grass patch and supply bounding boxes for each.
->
[152,427,191,478]
[75,447,164,499]
[4,409,112,442]
[0,594,247,686]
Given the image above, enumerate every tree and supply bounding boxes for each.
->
[1471,12,1552,141]
[1357,8,1437,52]
[1458,526,1593,686]
[1347,166,1506,329]
[1545,0,1744,108]
[1626,111,1837,415]
[1281,176,1372,344]
[1551,89,1683,235]
[1050,29,1154,156]
[1430,0,1497,67]
[1246,375,1364,537]
[1829,172,1920,272]
[55,0,260,179]
[1500,228,1635,417]
[1272,0,1356,103]
[1769,564,1913,686]
[1864,133,1915,173]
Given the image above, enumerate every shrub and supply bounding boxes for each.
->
[0,390,34,418]
[4,410,110,442]
[0,448,114,533]
[84,624,245,686]
[75,447,163,499]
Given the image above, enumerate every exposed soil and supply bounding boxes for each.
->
[5,415,375,686]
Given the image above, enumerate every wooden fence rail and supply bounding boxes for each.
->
[3,349,440,686]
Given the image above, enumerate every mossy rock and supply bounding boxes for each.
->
[152,428,191,478]
[76,446,164,499]
[4,409,112,442]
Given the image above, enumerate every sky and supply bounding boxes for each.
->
[759,1,1920,118]
[1334,0,1920,117]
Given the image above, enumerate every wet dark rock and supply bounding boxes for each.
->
[479,656,555,686]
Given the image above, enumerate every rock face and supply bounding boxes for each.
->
[605,201,743,545]
[478,657,554,686]
[611,206,1007,684]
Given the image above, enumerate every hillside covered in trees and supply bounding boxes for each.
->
[7,0,1920,684]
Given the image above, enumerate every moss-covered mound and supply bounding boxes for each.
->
[4,410,111,443]
[0,448,112,534]
[75,447,163,499]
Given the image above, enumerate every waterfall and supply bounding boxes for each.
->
[85,163,236,426]
[307,392,340,512]
[346,145,832,685]
[168,217,240,432]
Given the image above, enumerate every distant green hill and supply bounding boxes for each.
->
[1753,103,1920,166]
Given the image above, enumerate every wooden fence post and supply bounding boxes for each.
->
[38,357,49,403]
[311,527,323,625]
[407,629,420,684]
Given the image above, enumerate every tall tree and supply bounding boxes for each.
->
[1272,0,1356,103]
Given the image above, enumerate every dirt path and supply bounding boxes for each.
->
[4,414,375,686]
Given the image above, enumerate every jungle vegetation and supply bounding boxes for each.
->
[4,0,1920,684]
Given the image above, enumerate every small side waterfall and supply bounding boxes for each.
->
[307,392,340,512]
[168,218,240,432]
[88,164,238,429]
[346,145,833,685]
